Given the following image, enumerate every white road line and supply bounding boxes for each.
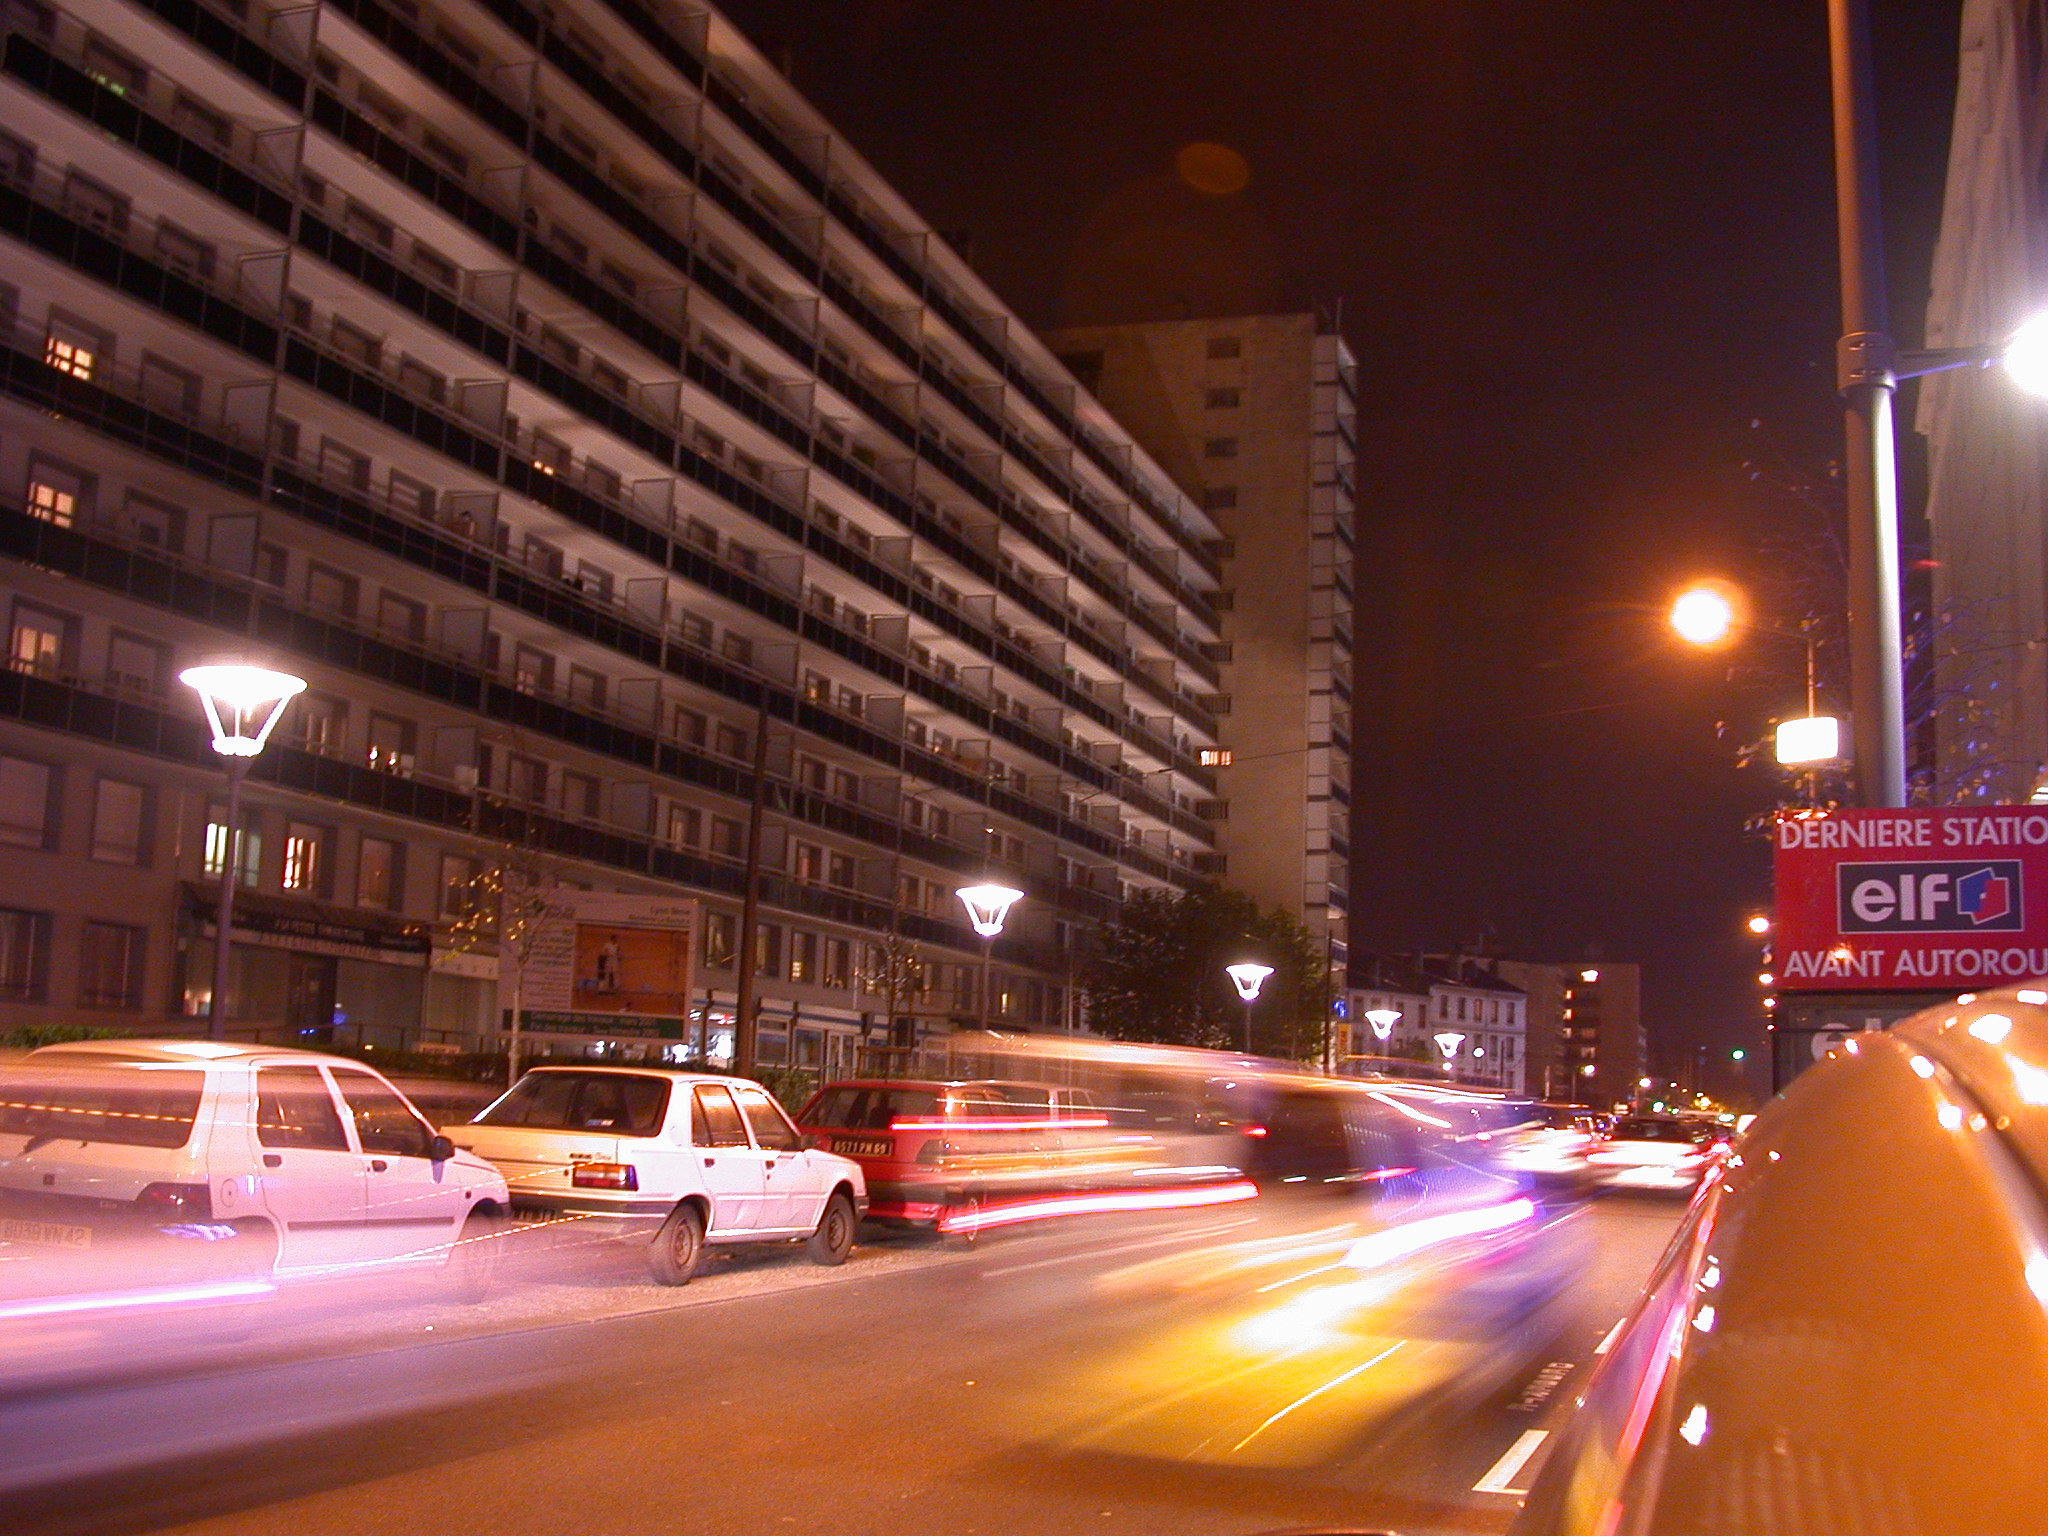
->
[1473,1428,1550,1494]
[977,1217,1255,1277]
[1594,1317,1626,1356]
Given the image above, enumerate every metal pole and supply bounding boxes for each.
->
[1242,997,1253,1054]
[978,935,992,1033]
[1829,0,1908,807]
[733,695,772,1077]
[207,756,248,1041]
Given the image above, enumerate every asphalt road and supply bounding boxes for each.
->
[2,1195,1681,1536]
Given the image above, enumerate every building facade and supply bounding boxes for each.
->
[1489,959,1644,1109]
[1920,0,2048,802]
[1415,956,1526,1094]
[1045,315,1356,970]
[1337,953,1431,1078]
[0,0,1232,1066]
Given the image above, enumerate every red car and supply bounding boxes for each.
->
[793,1079,1110,1228]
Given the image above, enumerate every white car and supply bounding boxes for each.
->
[451,1067,866,1284]
[1586,1114,1719,1192]
[0,1039,508,1287]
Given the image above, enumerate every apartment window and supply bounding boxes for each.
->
[397,355,447,403]
[1199,749,1234,767]
[376,592,426,642]
[330,317,381,368]
[0,908,51,1000]
[139,354,201,415]
[505,754,547,805]
[77,920,146,1010]
[539,325,579,368]
[62,171,128,233]
[752,924,783,979]
[306,563,360,617]
[172,93,231,149]
[678,613,713,650]
[154,222,216,280]
[105,633,166,696]
[671,706,706,746]
[0,758,54,848]
[663,803,700,848]
[792,842,823,883]
[412,245,458,290]
[1205,336,1241,359]
[827,851,855,888]
[203,810,261,886]
[709,817,744,859]
[366,712,417,775]
[1205,387,1241,408]
[702,910,738,971]
[822,937,851,990]
[720,633,753,667]
[44,318,106,381]
[119,493,185,551]
[343,199,394,250]
[568,666,607,710]
[600,259,639,297]
[790,930,817,984]
[1203,438,1239,459]
[389,471,435,519]
[1202,486,1238,511]
[575,562,614,603]
[713,722,749,760]
[292,693,346,755]
[831,769,860,802]
[281,821,330,894]
[512,645,554,695]
[9,602,74,677]
[439,854,483,919]
[321,438,371,489]
[83,35,145,92]
[589,361,626,399]
[26,457,88,526]
[356,79,406,128]
[356,837,402,910]
[522,537,564,579]
[256,543,289,587]
[421,129,468,176]
[0,127,35,183]
[561,771,600,820]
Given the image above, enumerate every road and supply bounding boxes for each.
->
[3,1195,1680,1536]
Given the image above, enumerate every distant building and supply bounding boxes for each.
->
[1408,954,1527,1094]
[1046,315,1357,970]
[1490,959,1645,1108]
[1339,954,1433,1077]
[1919,0,2048,800]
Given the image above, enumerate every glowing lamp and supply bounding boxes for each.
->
[1579,968,1600,983]
[2005,313,2048,396]
[1225,962,1275,1002]
[179,665,306,757]
[1775,714,1841,766]
[1433,1031,1466,1060]
[1363,1007,1401,1041]
[1671,586,1736,645]
[955,883,1023,938]
[1746,915,1772,936]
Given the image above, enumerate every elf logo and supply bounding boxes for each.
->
[1837,860,2025,933]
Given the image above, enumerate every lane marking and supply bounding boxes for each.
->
[1226,1341,1406,1452]
[978,1217,1255,1277]
[1594,1318,1626,1356]
[1473,1428,1550,1494]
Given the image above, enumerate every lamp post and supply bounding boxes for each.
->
[1433,1030,1466,1081]
[180,664,305,1040]
[1670,586,1845,792]
[956,883,1022,1033]
[1363,1007,1400,1072]
[1225,962,1274,1054]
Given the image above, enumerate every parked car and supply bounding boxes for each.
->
[0,1039,508,1291]
[451,1067,865,1284]
[1511,990,2048,1535]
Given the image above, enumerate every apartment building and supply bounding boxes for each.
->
[0,0,1231,1066]
[1046,315,1356,970]
[1489,959,1644,1109]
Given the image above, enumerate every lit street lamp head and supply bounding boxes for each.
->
[955,883,1023,938]
[1224,962,1274,1002]
[2004,313,2048,397]
[1433,1031,1466,1061]
[1364,1007,1401,1041]
[179,665,307,758]
[1670,585,1737,646]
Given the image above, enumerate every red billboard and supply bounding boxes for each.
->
[1774,808,2048,991]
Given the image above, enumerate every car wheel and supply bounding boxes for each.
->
[805,1192,856,1266]
[445,1207,503,1304]
[941,1191,984,1248]
[648,1202,705,1286]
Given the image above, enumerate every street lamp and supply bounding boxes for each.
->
[1433,1030,1465,1080]
[1225,962,1274,1054]
[1746,914,1772,936]
[956,883,1022,1033]
[1364,1007,1401,1042]
[1671,585,1843,777]
[180,664,305,1040]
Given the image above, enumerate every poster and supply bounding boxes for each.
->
[505,891,697,1035]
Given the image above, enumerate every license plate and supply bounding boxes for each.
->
[836,1138,891,1158]
[0,1217,92,1250]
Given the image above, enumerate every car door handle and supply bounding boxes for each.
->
[369,1159,389,1172]
[262,1154,282,1168]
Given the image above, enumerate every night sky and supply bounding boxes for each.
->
[717,0,1965,1080]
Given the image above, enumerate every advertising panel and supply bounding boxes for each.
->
[1774,809,2048,991]
[504,891,697,1037]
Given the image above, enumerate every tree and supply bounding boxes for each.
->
[1078,885,1327,1059]
[442,854,565,1086]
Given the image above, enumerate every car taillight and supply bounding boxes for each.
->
[572,1162,639,1190]
[914,1138,953,1165]
[136,1182,212,1220]
[1242,1125,1268,1138]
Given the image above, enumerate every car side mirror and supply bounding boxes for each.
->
[426,1134,456,1162]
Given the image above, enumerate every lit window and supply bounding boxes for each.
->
[282,823,325,892]
[44,335,93,380]
[1199,749,1233,767]
[26,476,76,527]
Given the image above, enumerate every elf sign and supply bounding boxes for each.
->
[1773,809,2048,991]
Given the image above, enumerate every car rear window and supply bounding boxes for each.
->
[0,1067,204,1149]
[474,1072,669,1136]
[802,1087,940,1129]
[1611,1119,1693,1142]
